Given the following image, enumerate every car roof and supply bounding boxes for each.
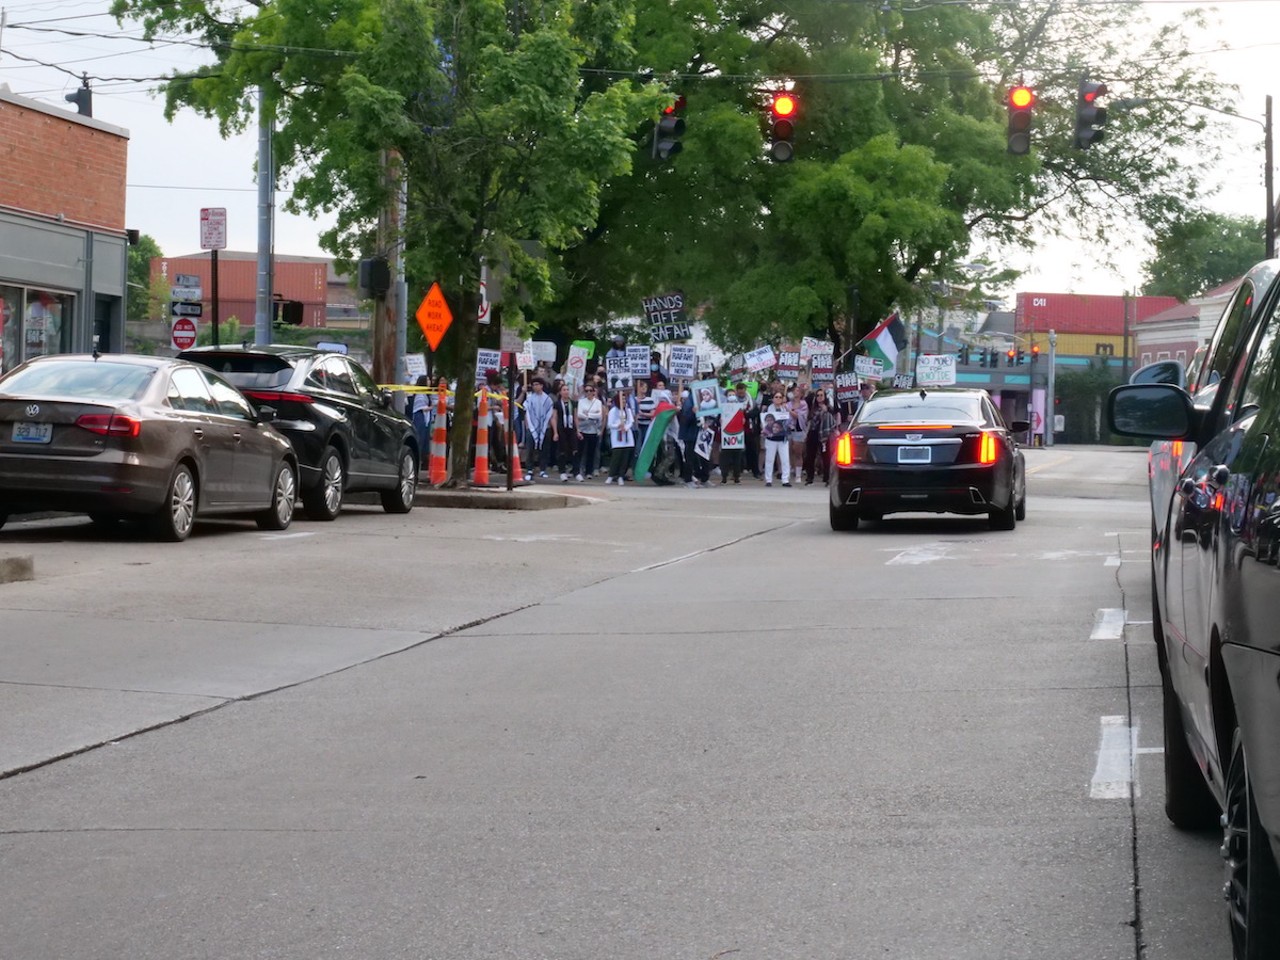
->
[178,344,332,360]
[866,387,990,400]
[25,353,184,369]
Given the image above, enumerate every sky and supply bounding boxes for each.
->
[0,0,1274,301]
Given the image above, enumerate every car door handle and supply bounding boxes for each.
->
[192,428,204,439]
[232,433,243,443]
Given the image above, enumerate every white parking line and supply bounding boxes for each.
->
[1090,608,1127,640]
[886,542,954,565]
[259,532,316,541]
[1091,715,1136,799]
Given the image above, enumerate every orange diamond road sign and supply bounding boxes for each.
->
[416,282,454,351]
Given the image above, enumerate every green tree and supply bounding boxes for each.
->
[126,233,164,322]
[1141,212,1264,299]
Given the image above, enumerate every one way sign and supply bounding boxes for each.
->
[171,300,203,318]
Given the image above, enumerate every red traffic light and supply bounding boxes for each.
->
[1008,86,1034,109]
[1031,344,1040,356]
[771,92,797,118]
[663,95,687,116]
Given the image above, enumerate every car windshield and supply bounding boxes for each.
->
[859,394,984,424]
[188,353,294,390]
[0,360,154,400]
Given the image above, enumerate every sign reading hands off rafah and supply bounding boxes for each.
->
[668,344,698,379]
[916,354,957,386]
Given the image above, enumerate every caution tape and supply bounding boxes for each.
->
[377,385,524,409]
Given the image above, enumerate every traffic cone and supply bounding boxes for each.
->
[428,379,449,486]
[472,389,490,487]
[503,395,527,484]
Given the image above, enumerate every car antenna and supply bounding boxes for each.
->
[918,389,926,399]
[92,347,100,361]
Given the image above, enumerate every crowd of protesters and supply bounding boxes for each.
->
[414,337,874,489]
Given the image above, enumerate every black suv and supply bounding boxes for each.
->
[179,345,417,520]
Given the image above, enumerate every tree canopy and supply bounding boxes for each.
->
[1141,212,1264,300]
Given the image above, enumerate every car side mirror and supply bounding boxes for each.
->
[1010,419,1030,434]
[378,390,394,408]
[1129,358,1186,389]
[1107,383,1194,439]
[257,406,278,424]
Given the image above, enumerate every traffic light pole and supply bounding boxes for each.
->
[1046,330,1058,448]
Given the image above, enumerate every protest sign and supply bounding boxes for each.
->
[916,354,957,386]
[626,345,650,379]
[668,344,698,378]
[643,291,690,341]
[566,344,589,386]
[694,425,715,461]
[800,337,834,362]
[744,345,777,373]
[854,354,886,381]
[402,352,427,382]
[475,348,502,383]
[893,373,914,389]
[690,378,722,418]
[811,352,834,382]
[776,347,801,380]
[720,399,745,449]
[516,351,535,371]
[532,340,558,363]
[835,371,861,403]
[605,355,633,392]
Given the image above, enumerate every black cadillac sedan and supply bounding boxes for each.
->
[178,345,418,520]
[0,354,297,541]
[1108,273,1280,958]
[829,387,1027,532]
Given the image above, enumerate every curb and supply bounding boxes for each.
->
[0,554,35,584]
[414,486,587,510]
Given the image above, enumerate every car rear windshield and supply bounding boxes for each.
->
[0,360,154,400]
[859,394,984,424]
[188,354,294,389]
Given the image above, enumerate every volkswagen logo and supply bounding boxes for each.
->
[25,404,39,418]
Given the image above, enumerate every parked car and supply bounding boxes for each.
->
[0,354,297,541]
[828,387,1027,531]
[1108,263,1280,960]
[177,345,418,520]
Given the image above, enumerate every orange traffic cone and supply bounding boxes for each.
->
[428,379,449,486]
[472,389,490,487]
[503,395,527,484]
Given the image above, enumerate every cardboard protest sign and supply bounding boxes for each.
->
[854,354,886,381]
[835,371,861,403]
[643,291,690,341]
[626,345,650,379]
[800,337,834,362]
[605,355,633,392]
[668,344,698,379]
[916,354,957,386]
[532,340,558,362]
[893,373,914,389]
[720,399,746,450]
[566,344,589,386]
[475,348,502,383]
[776,347,801,380]
[694,425,715,461]
[744,345,776,373]
[811,352,834,382]
[690,378,722,418]
[402,353,427,382]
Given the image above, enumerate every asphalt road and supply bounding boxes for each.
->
[0,446,1232,960]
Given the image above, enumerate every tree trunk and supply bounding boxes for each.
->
[446,287,481,486]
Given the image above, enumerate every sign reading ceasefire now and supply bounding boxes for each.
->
[416,283,454,351]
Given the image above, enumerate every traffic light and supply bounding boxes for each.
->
[1006,348,1016,367]
[957,345,970,365]
[65,75,92,117]
[1007,85,1034,155]
[768,91,798,163]
[1031,344,1040,361]
[1016,348,1026,365]
[653,95,686,161]
[1074,79,1108,149]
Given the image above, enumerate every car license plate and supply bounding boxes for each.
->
[898,445,930,464]
[12,421,53,444]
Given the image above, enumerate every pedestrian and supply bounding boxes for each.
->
[524,377,555,478]
[632,378,655,478]
[788,381,809,483]
[804,388,836,484]
[678,387,709,487]
[575,382,604,481]
[410,374,432,461]
[554,382,578,481]
[482,369,508,473]
[761,388,793,487]
[605,391,635,486]
[736,382,761,479]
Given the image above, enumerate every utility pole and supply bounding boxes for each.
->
[1046,329,1058,447]
[1266,95,1275,258]
[371,150,402,387]
[254,88,275,345]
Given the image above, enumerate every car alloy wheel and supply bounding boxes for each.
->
[381,446,417,514]
[152,463,196,542]
[258,462,298,530]
[303,445,344,521]
[1223,728,1280,959]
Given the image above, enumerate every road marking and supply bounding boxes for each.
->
[1104,556,1121,567]
[259,532,316,541]
[1025,454,1071,475]
[886,542,954,565]
[1091,608,1127,640]
[1091,715,1136,799]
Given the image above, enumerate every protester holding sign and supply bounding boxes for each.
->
[605,392,636,486]
[554,383,578,481]
[803,389,837,485]
[761,389,793,487]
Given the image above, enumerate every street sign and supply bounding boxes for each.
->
[171,300,203,318]
[415,283,454,351]
[477,264,491,325]
[199,207,227,251]
[174,273,200,288]
[171,317,198,351]
[171,286,202,301]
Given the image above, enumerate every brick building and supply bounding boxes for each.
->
[0,86,130,374]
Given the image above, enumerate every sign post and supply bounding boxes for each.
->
[200,207,227,346]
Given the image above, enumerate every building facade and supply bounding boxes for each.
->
[0,86,130,374]
[150,252,332,332]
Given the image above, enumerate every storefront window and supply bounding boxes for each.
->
[0,285,74,375]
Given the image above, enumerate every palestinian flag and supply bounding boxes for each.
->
[634,400,679,483]
[859,312,908,376]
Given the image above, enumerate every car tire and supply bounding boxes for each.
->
[989,497,1016,530]
[860,510,882,523]
[0,511,7,532]
[256,461,298,531]
[829,501,859,531]
[303,445,344,521]
[381,445,417,514]
[1015,491,1027,521]
[1224,728,1280,959]
[1160,664,1219,829]
[150,463,197,542]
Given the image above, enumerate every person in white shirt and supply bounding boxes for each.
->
[605,391,635,486]
[760,389,794,487]
[574,383,604,481]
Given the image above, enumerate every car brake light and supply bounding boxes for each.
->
[835,433,853,466]
[979,431,998,464]
[876,423,952,430]
[76,413,141,438]
[243,390,314,404]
